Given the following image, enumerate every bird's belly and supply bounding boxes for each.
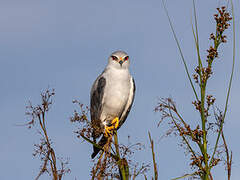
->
[101,85,129,121]
[105,92,128,114]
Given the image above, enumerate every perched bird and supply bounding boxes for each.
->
[90,50,135,159]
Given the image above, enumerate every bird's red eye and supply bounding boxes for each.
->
[124,56,129,61]
[111,56,118,61]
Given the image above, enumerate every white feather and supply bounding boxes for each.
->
[100,66,131,124]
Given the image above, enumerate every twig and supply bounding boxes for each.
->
[221,132,232,180]
[80,134,119,161]
[113,131,129,180]
[35,150,51,180]
[162,0,199,101]
[148,132,158,180]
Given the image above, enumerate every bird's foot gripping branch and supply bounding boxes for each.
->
[104,117,120,137]
[70,100,149,179]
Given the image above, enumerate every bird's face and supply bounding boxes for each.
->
[108,51,130,69]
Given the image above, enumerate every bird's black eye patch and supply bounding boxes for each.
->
[124,56,129,61]
[111,56,118,61]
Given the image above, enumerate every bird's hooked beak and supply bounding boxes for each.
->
[119,57,123,67]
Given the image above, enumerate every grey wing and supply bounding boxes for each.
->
[90,75,106,139]
[118,77,136,128]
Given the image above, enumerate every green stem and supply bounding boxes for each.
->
[162,0,199,101]
[210,0,235,169]
[113,131,129,180]
[192,0,203,70]
[200,84,209,177]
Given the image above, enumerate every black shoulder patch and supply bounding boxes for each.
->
[97,77,106,96]
[90,76,106,139]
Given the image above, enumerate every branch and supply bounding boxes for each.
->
[221,132,232,180]
[80,134,119,161]
[148,132,158,180]
[113,131,129,180]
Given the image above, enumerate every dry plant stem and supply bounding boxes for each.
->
[26,89,70,180]
[35,150,51,180]
[40,112,55,174]
[148,132,158,180]
[38,113,58,180]
[172,173,198,180]
[221,132,232,180]
[171,104,204,153]
[144,175,147,180]
[132,164,149,180]
[92,151,105,180]
[80,134,119,161]
[167,105,205,172]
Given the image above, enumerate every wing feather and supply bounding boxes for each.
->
[118,77,136,128]
[90,75,106,139]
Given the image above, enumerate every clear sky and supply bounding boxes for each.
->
[0,0,239,179]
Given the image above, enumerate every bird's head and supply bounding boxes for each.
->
[108,51,130,69]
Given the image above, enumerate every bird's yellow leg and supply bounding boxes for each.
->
[104,117,119,137]
[112,117,119,129]
[104,125,112,137]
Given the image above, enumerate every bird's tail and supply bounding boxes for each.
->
[91,135,108,159]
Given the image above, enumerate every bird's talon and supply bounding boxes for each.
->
[104,125,113,137]
[112,117,119,129]
[104,117,119,136]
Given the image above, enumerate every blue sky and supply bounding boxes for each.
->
[0,0,239,179]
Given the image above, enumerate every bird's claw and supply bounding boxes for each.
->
[104,117,119,137]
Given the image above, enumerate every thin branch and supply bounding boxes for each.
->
[171,172,198,180]
[113,131,129,180]
[221,132,232,180]
[80,134,119,161]
[148,132,158,180]
[167,103,205,172]
[35,150,51,180]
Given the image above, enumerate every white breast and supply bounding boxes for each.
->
[100,68,131,123]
